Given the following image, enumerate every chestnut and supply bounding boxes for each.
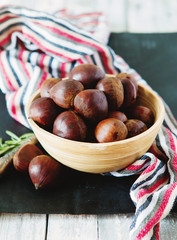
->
[74,89,108,123]
[49,79,84,109]
[126,105,154,127]
[68,63,105,88]
[28,155,62,190]
[95,118,128,143]
[119,78,137,108]
[108,111,128,122]
[53,111,87,141]
[116,73,138,108]
[96,77,124,110]
[13,144,43,172]
[29,97,60,127]
[116,72,138,92]
[125,119,147,138]
[40,78,61,98]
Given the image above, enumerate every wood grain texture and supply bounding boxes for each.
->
[47,215,97,240]
[64,0,95,13]
[98,213,177,240]
[98,214,133,240]
[0,214,46,240]
[0,213,177,240]
[128,0,177,32]
[46,214,177,240]
[95,0,128,32]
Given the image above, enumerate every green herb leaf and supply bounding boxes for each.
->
[20,133,34,139]
[4,140,20,145]
[5,131,20,141]
[0,131,35,157]
[0,145,15,156]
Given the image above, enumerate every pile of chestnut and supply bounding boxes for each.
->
[13,143,62,190]
[29,64,154,143]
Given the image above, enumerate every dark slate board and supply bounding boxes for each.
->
[0,33,177,214]
[109,33,177,118]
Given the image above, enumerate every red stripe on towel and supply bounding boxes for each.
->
[137,176,168,199]
[0,51,16,91]
[23,33,74,61]
[136,183,177,239]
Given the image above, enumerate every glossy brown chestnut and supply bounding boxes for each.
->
[96,77,124,110]
[119,78,137,107]
[117,72,138,92]
[125,119,147,138]
[53,111,87,141]
[74,89,108,123]
[29,97,60,127]
[108,111,128,122]
[40,78,61,98]
[28,155,62,190]
[13,144,43,172]
[95,118,128,143]
[126,105,154,127]
[68,63,105,88]
[49,79,84,109]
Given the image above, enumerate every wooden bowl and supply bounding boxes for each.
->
[26,82,165,174]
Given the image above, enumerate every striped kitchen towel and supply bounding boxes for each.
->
[0,5,177,240]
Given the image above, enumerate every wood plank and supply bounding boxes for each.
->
[95,0,127,32]
[0,0,66,13]
[47,214,97,240]
[64,0,96,13]
[34,0,66,13]
[98,214,133,240]
[1,0,36,9]
[46,213,177,240]
[0,213,177,240]
[0,214,46,240]
[127,0,177,32]
[98,213,177,240]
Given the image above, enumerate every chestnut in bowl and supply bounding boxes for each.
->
[120,78,137,108]
[53,111,87,141]
[49,79,84,109]
[117,72,138,92]
[29,97,60,127]
[95,118,128,143]
[96,77,124,110]
[74,89,108,123]
[26,75,165,174]
[108,111,128,122]
[125,119,147,138]
[68,63,105,89]
[126,105,154,127]
[40,78,61,98]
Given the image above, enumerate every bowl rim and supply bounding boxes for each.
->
[26,82,165,147]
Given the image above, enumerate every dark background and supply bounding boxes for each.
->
[109,33,177,118]
[0,33,176,214]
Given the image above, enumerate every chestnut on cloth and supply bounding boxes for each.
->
[0,6,177,240]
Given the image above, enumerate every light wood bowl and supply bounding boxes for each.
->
[26,81,165,174]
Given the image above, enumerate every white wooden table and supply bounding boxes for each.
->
[1,0,177,239]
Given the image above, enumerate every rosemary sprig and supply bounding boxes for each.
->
[5,130,21,141]
[0,131,35,157]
